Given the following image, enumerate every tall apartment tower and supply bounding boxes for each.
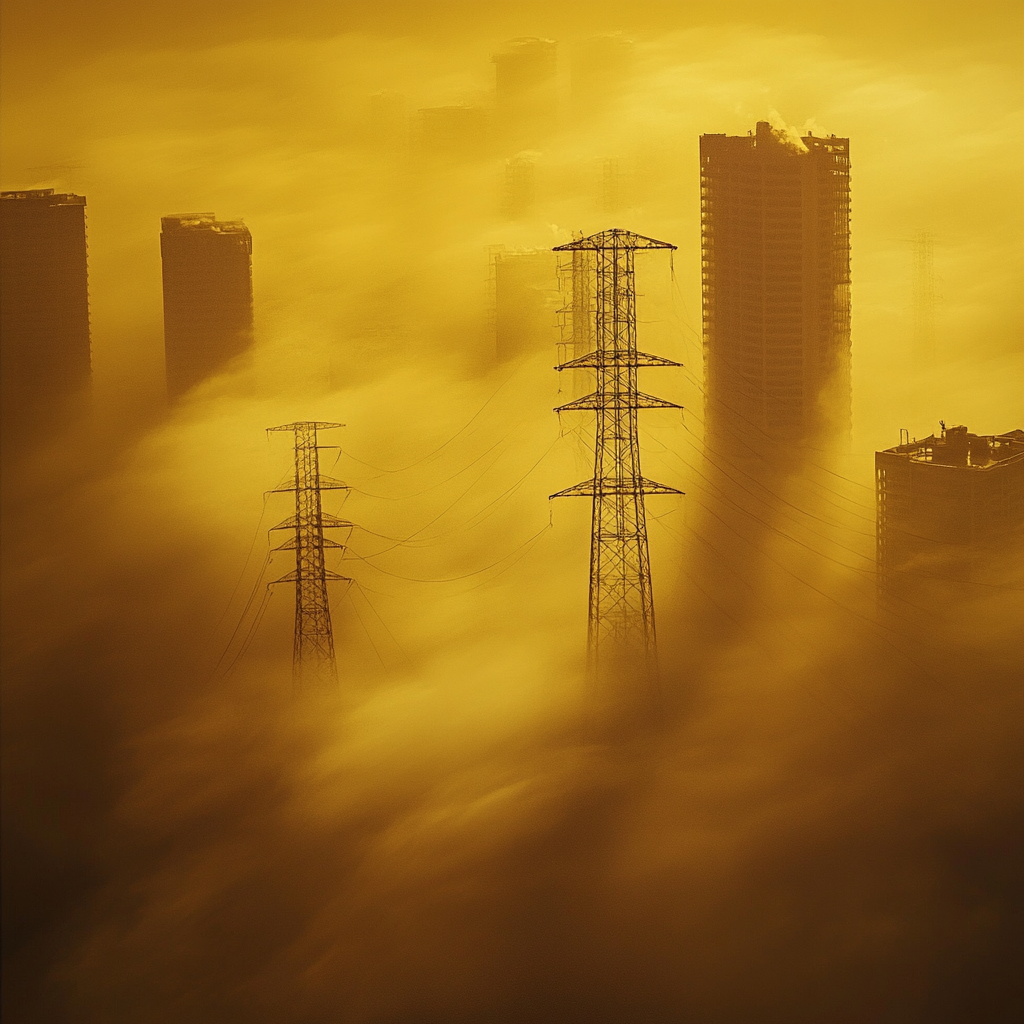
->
[0,189,90,442]
[700,122,851,460]
[160,213,253,399]
[493,37,557,152]
[876,424,1024,603]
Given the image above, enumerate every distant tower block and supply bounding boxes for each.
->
[912,231,936,360]
[269,421,352,692]
[502,154,536,220]
[414,106,489,163]
[0,189,90,442]
[493,37,558,152]
[601,158,621,214]
[876,424,1024,606]
[700,122,851,460]
[160,213,253,399]
[556,240,595,400]
[493,248,559,362]
[551,229,682,690]
[571,247,594,360]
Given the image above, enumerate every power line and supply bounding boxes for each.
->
[346,587,388,672]
[346,521,552,584]
[341,362,527,477]
[208,550,275,681]
[351,581,413,665]
[213,494,271,631]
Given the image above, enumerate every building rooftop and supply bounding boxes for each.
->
[700,122,848,154]
[879,425,1024,470]
[494,37,557,59]
[1,189,86,205]
[161,213,249,234]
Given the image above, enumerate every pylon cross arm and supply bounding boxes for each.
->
[553,229,677,251]
[267,421,345,432]
[273,537,347,551]
[555,392,682,413]
[550,480,595,499]
[303,474,349,491]
[556,350,682,371]
[271,569,351,584]
[635,393,683,410]
[321,513,355,529]
[553,479,683,498]
[270,513,355,531]
[641,478,685,496]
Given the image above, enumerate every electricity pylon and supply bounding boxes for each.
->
[550,228,682,688]
[268,421,351,691]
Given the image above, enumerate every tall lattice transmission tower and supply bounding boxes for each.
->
[268,421,351,691]
[550,229,682,687]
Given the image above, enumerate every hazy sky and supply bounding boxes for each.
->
[2,2,1022,1021]
[3,0,1021,438]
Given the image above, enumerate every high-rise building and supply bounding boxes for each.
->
[0,189,90,440]
[492,248,558,362]
[502,155,536,220]
[160,213,253,398]
[700,121,851,460]
[414,106,489,163]
[493,38,557,152]
[556,241,595,403]
[876,424,1024,602]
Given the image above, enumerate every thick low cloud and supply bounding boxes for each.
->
[3,3,1022,1021]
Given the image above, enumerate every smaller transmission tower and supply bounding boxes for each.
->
[551,229,682,689]
[268,421,351,691]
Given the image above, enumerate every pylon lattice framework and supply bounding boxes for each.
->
[551,229,682,684]
[268,421,351,690]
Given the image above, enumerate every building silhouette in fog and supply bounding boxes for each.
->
[414,105,489,162]
[0,189,91,442]
[493,38,557,152]
[700,122,851,460]
[492,248,558,362]
[876,424,1024,602]
[502,155,536,219]
[160,213,253,399]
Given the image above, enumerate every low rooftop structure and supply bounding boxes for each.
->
[880,423,1024,470]
[875,424,1024,600]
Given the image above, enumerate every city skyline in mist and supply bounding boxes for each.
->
[2,2,1021,1022]
[3,11,1021,443]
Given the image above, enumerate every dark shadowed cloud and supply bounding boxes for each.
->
[2,1,1022,1021]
